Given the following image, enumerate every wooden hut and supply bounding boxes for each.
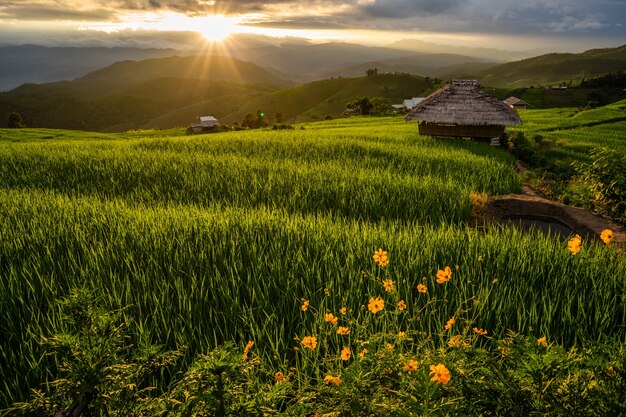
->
[405,80,521,139]
[503,96,532,109]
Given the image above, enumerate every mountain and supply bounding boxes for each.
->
[227,41,412,81]
[467,44,626,87]
[385,39,533,62]
[0,55,287,131]
[0,57,432,131]
[73,55,292,92]
[218,73,432,124]
[322,53,496,79]
[0,45,184,91]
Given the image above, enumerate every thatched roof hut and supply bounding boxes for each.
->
[405,80,521,139]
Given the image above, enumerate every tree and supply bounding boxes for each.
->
[346,97,373,116]
[273,112,285,124]
[8,112,25,128]
[370,97,392,115]
[366,68,378,77]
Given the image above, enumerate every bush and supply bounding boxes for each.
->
[573,147,626,223]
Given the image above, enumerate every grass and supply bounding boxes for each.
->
[0,116,624,409]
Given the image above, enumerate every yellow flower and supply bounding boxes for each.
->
[601,229,614,245]
[568,234,582,255]
[358,349,368,359]
[386,343,394,351]
[341,346,351,361]
[472,327,488,336]
[448,335,463,347]
[429,363,451,385]
[436,266,452,284]
[368,297,385,314]
[324,313,338,325]
[537,336,548,348]
[373,248,389,267]
[383,278,395,292]
[337,326,350,335]
[397,331,406,338]
[242,340,254,360]
[340,307,347,315]
[301,300,310,312]
[417,284,428,293]
[444,316,455,331]
[324,374,341,386]
[324,288,331,297]
[301,336,317,350]
[404,359,418,373]
[275,372,284,383]
[397,300,407,311]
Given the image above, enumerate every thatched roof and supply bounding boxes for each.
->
[405,80,522,126]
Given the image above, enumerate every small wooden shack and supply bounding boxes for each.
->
[504,96,532,109]
[189,115,219,134]
[405,80,521,139]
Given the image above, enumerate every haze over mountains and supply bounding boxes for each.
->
[1,36,625,131]
[1,35,531,91]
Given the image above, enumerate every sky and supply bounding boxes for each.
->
[0,0,625,52]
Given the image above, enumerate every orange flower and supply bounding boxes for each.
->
[275,372,284,383]
[444,316,455,331]
[397,331,406,338]
[337,326,350,335]
[429,363,451,385]
[373,248,389,267]
[341,346,351,361]
[368,297,385,314]
[386,343,394,351]
[383,278,395,292]
[324,374,341,386]
[537,336,548,348]
[417,284,428,294]
[448,335,463,347]
[301,300,310,312]
[324,313,338,325]
[397,300,407,311]
[301,336,317,350]
[358,349,368,359]
[404,359,418,373]
[600,229,614,245]
[436,266,452,284]
[568,234,582,255]
[340,307,347,315]
[472,327,488,336]
[242,341,254,360]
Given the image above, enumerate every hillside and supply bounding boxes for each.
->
[0,55,290,131]
[468,44,626,87]
[1,59,432,130]
[218,73,432,124]
[324,54,495,79]
[0,45,183,92]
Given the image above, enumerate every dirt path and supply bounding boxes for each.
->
[482,161,626,249]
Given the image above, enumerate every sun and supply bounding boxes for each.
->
[160,13,240,41]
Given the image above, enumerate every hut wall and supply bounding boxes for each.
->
[418,122,505,138]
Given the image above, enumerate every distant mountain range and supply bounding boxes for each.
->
[1,42,625,131]
[0,45,182,91]
[1,37,525,90]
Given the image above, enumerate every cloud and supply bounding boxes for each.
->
[0,4,115,21]
[360,0,465,19]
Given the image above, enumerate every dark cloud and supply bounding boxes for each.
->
[360,0,464,19]
[0,5,115,21]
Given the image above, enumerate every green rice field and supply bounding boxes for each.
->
[1,115,625,408]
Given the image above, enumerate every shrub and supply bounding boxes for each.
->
[573,147,626,223]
